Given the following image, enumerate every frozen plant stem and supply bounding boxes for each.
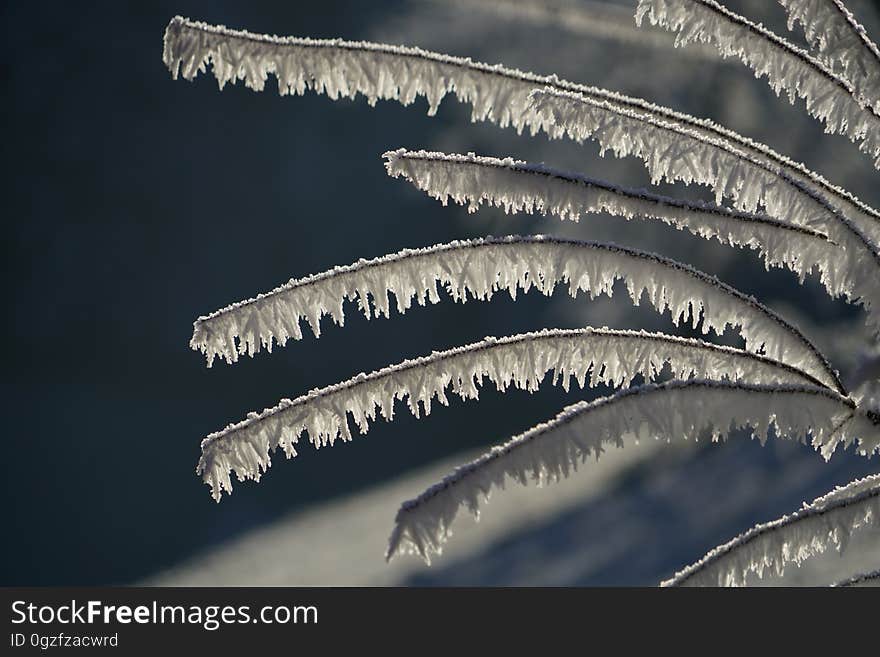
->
[166,4,880,585]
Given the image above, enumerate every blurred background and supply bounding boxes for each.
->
[3,0,878,586]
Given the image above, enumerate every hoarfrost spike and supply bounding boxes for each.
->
[189,235,842,394]
[663,473,880,586]
[387,382,879,564]
[163,15,880,249]
[636,0,880,167]
[528,87,880,333]
[198,328,822,500]
[777,0,880,111]
[384,148,843,294]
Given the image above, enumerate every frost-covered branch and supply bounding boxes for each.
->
[528,85,880,249]
[778,0,880,111]
[197,328,822,500]
[164,16,880,251]
[832,567,880,586]
[387,382,880,563]
[385,148,840,290]
[663,473,880,586]
[190,235,842,393]
[529,87,880,331]
[636,0,880,166]
[162,15,557,126]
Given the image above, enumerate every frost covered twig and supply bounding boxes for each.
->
[387,382,880,563]
[198,328,822,500]
[530,87,880,331]
[778,0,880,111]
[189,235,842,393]
[163,15,880,251]
[384,148,841,290]
[168,9,880,583]
[663,473,880,586]
[636,0,880,166]
[528,86,880,251]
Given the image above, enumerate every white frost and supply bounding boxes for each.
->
[189,235,841,393]
[636,0,880,167]
[197,328,822,500]
[664,472,880,586]
[529,87,880,332]
[778,0,880,111]
[162,15,556,131]
[384,148,841,293]
[162,15,880,251]
[387,381,880,563]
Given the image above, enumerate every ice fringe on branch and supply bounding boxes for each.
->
[384,148,847,296]
[162,15,880,251]
[386,382,880,564]
[189,235,842,393]
[197,328,823,500]
[527,86,880,252]
[635,0,880,167]
[166,10,880,584]
[663,473,880,586]
[777,0,880,111]
[528,88,880,332]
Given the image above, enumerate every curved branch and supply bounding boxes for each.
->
[664,473,880,586]
[189,235,842,394]
[163,16,880,250]
[636,0,880,165]
[529,87,880,333]
[387,382,879,564]
[197,328,822,500]
[778,0,880,111]
[384,148,840,290]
